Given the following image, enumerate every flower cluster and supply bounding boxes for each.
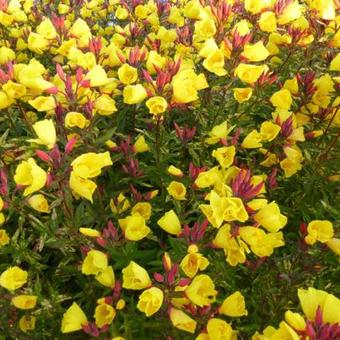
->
[0,0,339,338]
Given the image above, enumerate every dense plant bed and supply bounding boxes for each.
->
[0,0,339,338]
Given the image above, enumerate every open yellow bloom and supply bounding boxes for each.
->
[157,210,182,235]
[172,69,208,103]
[94,303,116,328]
[118,64,138,85]
[14,158,47,196]
[28,194,49,213]
[169,308,197,334]
[137,287,164,317]
[298,287,340,324]
[118,214,151,241]
[0,266,28,291]
[233,87,253,103]
[12,295,37,310]
[167,181,186,200]
[19,316,36,333]
[212,146,236,168]
[69,172,97,203]
[180,250,209,278]
[234,64,268,84]
[219,291,248,317]
[61,302,88,333]
[65,112,90,129]
[71,152,112,179]
[304,220,334,245]
[253,202,287,232]
[241,41,270,62]
[123,84,147,104]
[30,119,56,149]
[122,261,151,290]
[0,229,10,247]
[146,96,168,115]
[95,266,115,288]
[207,318,234,340]
[81,250,108,275]
[185,274,217,307]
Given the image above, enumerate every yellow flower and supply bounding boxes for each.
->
[212,146,236,169]
[0,46,15,64]
[118,214,151,241]
[304,220,334,245]
[298,287,340,324]
[220,197,248,223]
[169,308,197,334]
[65,112,90,129]
[309,0,335,20]
[17,64,54,92]
[157,210,182,235]
[12,295,37,310]
[146,96,168,115]
[85,65,111,87]
[2,81,26,99]
[0,266,28,291]
[244,0,271,14]
[284,311,306,331]
[118,64,138,85]
[206,318,234,340]
[95,266,115,288]
[116,5,129,19]
[167,181,186,200]
[168,165,183,177]
[69,172,97,203]
[205,121,230,145]
[131,202,152,220]
[172,69,208,104]
[19,316,36,333]
[203,50,227,76]
[94,303,116,328]
[61,302,88,333]
[123,84,147,104]
[280,158,302,178]
[122,261,151,290]
[270,89,292,110]
[260,121,281,142]
[146,50,166,74]
[259,11,277,32]
[234,64,268,84]
[14,158,47,196]
[28,96,56,112]
[180,250,209,278]
[79,228,101,237]
[27,194,49,213]
[36,18,57,39]
[219,291,248,317]
[185,274,217,307]
[253,202,287,232]
[71,152,112,179]
[137,287,164,317]
[241,41,270,62]
[0,229,10,246]
[278,1,302,25]
[134,135,150,153]
[94,95,117,115]
[330,53,340,71]
[326,238,340,255]
[233,87,253,103]
[0,90,15,110]
[29,119,56,149]
[27,33,49,54]
[81,250,108,275]
[242,130,262,148]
